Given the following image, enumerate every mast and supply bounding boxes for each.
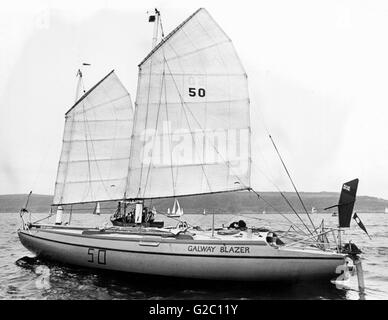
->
[131,8,161,225]
[53,69,134,206]
[150,8,161,49]
[75,69,83,102]
[126,8,251,201]
[55,68,85,225]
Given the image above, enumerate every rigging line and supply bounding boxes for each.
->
[125,68,143,197]
[81,100,94,201]
[195,15,238,188]
[278,191,314,237]
[98,81,122,184]
[162,64,176,196]
[268,134,318,235]
[163,57,213,194]
[236,213,305,233]
[137,42,156,198]
[252,107,315,236]
[161,30,249,192]
[158,14,165,38]
[82,93,114,201]
[142,63,166,198]
[255,103,316,234]
[57,72,85,204]
[161,46,249,190]
[250,162,309,234]
[248,189,308,236]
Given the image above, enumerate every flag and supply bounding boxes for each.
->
[353,213,371,239]
[149,15,156,22]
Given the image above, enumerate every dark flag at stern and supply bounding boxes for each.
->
[338,179,359,228]
[353,213,372,239]
[324,178,359,228]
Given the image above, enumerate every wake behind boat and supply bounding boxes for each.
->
[18,8,368,285]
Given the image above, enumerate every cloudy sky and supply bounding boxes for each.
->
[1,0,388,199]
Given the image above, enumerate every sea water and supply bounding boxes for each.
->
[0,212,387,300]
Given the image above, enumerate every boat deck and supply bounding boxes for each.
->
[26,223,342,256]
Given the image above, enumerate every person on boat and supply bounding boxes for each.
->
[148,210,155,222]
[142,207,148,222]
[129,210,135,223]
[228,220,247,230]
[144,209,154,223]
[115,201,122,218]
[124,211,130,223]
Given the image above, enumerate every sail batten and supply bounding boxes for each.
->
[126,8,251,200]
[53,71,134,205]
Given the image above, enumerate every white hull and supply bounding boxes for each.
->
[18,225,346,281]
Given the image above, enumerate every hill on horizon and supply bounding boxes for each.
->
[1,191,388,214]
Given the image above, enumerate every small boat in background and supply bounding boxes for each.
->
[311,207,317,214]
[385,207,388,214]
[332,212,338,217]
[167,199,184,218]
[110,201,164,228]
[203,209,206,215]
[93,202,101,215]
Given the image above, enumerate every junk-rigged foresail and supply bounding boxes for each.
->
[126,8,251,199]
[53,71,134,205]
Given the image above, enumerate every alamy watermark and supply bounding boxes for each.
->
[139,121,250,176]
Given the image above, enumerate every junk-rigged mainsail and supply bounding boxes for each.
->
[126,8,251,199]
[53,71,134,205]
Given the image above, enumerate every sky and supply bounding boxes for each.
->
[1,0,388,199]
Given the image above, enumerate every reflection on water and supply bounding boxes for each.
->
[1,212,387,300]
[14,256,348,300]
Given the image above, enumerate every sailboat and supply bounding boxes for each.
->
[167,199,184,218]
[93,202,101,215]
[17,8,364,282]
[311,207,317,214]
[385,207,388,214]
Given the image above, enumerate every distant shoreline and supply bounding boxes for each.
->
[1,192,388,214]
